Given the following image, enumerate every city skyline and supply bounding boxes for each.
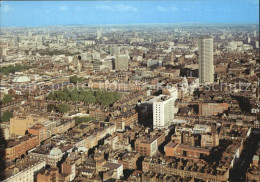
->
[1,0,259,27]
[0,1,259,181]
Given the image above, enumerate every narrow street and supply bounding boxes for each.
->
[229,133,260,182]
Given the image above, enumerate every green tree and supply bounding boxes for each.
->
[0,65,30,75]
[70,90,80,102]
[55,91,68,101]
[2,94,13,104]
[83,94,96,104]
[74,116,94,125]
[47,92,55,100]
[47,104,56,112]
[45,89,120,106]
[57,104,70,113]
[70,75,79,84]
[1,111,13,122]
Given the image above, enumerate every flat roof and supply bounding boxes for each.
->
[177,144,211,153]
[165,141,178,148]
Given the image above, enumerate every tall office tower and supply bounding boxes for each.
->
[152,95,175,129]
[248,37,251,44]
[198,37,214,84]
[254,30,257,38]
[97,30,102,39]
[255,41,259,49]
[115,55,128,70]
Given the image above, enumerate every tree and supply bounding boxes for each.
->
[1,111,13,122]
[57,104,70,113]
[83,94,96,104]
[70,75,79,84]
[74,116,94,125]
[55,91,68,101]
[0,65,30,75]
[70,90,80,102]
[47,104,56,112]
[2,94,13,104]
[46,89,120,106]
[47,92,55,100]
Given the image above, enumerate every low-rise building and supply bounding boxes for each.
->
[5,135,38,161]
[199,102,228,116]
[37,168,59,182]
[135,136,158,157]
[3,158,46,182]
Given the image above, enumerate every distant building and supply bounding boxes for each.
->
[110,46,120,56]
[93,59,113,72]
[254,40,259,49]
[97,30,102,39]
[146,59,158,67]
[248,37,251,44]
[115,55,129,70]
[198,37,214,84]
[0,48,7,56]
[81,53,88,61]
[199,102,228,116]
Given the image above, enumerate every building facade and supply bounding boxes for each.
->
[198,37,214,84]
[115,55,129,70]
[152,95,175,129]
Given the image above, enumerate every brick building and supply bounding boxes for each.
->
[135,137,158,157]
[5,135,38,161]
[199,103,229,116]
[37,168,59,182]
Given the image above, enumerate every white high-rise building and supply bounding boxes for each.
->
[152,95,175,129]
[248,37,251,44]
[97,30,102,39]
[198,37,214,84]
[255,41,259,49]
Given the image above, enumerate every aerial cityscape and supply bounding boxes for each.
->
[0,0,259,182]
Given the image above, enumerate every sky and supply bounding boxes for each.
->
[0,0,259,27]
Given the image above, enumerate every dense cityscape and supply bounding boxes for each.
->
[0,1,259,182]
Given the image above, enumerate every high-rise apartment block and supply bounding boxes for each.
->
[198,37,214,84]
[152,95,175,129]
